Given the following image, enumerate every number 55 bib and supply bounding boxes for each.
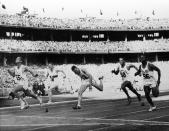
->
[14,65,28,89]
[141,63,156,87]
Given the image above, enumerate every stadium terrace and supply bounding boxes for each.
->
[0,14,169,30]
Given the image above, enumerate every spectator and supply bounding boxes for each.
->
[0,39,168,53]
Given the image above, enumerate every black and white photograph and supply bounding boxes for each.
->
[0,0,169,130]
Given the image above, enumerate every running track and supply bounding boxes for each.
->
[0,92,169,131]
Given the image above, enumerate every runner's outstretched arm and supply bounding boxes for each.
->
[135,65,141,76]
[4,59,15,77]
[25,67,38,77]
[149,63,161,86]
[128,64,139,71]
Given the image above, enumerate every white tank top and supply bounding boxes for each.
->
[14,65,27,81]
[119,64,129,81]
[141,62,154,79]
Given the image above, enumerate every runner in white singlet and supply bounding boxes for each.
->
[112,58,144,105]
[140,62,157,88]
[135,55,161,111]
[7,57,42,110]
[44,63,66,104]
[13,65,29,90]
[71,65,104,109]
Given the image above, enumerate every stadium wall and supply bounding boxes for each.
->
[0,25,169,41]
[0,51,169,66]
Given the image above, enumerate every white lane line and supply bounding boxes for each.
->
[0,100,134,117]
[109,119,169,125]
[23,125,57,131]
[89,124,122,131]
[1,115,95,120]
[0,100,145,120]
[1,96,169,112]
[1,115,169,125]
[1,99,169,123]
[0,98,92,110]
[28,100,169,117]
[11,115,169,124]
[22,123,123,131]
[144,114,169,121]
[101,105,169,119]
[0,123,120,127]
[1,102,169,120]
[6,115,169,125]
[0,99,145,116]
[89,118,169,131]
[0,97,121,111]
[0,120,168,127]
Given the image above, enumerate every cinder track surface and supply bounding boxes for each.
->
[0,92,169,131]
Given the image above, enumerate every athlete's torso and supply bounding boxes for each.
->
[79,69,90,80]
[14,65,27,82]
[140,62,156,87]
[118,64,129,81]
[140,62,154,79]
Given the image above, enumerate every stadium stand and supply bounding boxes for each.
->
[0,39,169,53]
[0,14,169,30]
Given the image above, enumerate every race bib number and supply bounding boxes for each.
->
[120,71,126,78]
[15,75,22,80]
[143,73,150,79]
[50,76,54,81]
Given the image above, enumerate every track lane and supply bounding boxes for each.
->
[1,94,169,131]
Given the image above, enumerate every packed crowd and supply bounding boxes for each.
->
[0,39,169,53]
[0,14,169,30]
